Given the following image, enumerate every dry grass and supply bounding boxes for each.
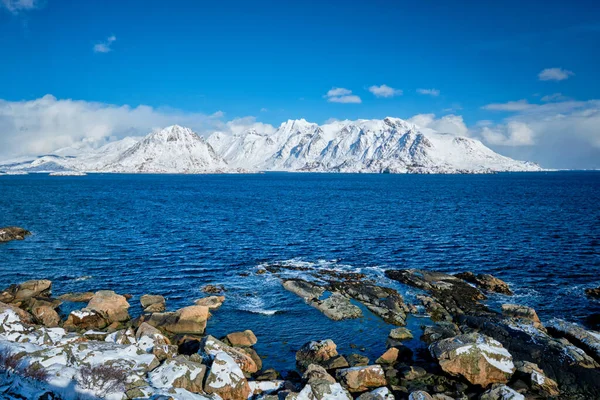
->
[78,364,127,396]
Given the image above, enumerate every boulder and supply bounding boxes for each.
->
[421,322,461,344]
[87,290,130,323]
[303,364,336,384]
[200,335,258,373]
[283,279,325,300]
[152,344,179,361]
[64,308,108,330]
[501,304,543,330]
[400,366,427,380]
[408,391,433,400]
[454,272,513,295]
[347,353,369,367]
[195,295,225,309]
[0,301,34,325]
[375,346,412,365]
[248,380,286,397]
[238,346,263,371]
[322,354,349,369]
[31,304,60,327]
[514,361,559,397]
[389,327,413,341]
[226,329,257,347]
[296,339,339,371]
[202,284,225,294]
[416,295,453,322]
[479,385,524,400]
[140,294,166,313]
[147,305,209,335]
[357,387,395,400]
[290,382,352,400]
[148,357,207,393]
[336,365,387,393]
[1,279,52,304]
[57,292,94,302]
[429,333,515,387]
[204,351,251,400]
[256,368,280,381]
[0,227,30,242]
[136,322,165,341]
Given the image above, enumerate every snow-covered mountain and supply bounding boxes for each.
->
[0,119,542,174]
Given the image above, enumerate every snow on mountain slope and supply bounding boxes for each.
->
[103,125,228,173]
[0,118,542,174]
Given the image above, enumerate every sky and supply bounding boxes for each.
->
[1,0,599,168]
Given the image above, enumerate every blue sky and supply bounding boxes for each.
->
[1,0,599,167]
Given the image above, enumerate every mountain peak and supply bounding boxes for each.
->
[148,125,202,143]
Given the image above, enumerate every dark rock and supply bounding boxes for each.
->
[255,368,279,381]
[296,339,339,371]
[585,287,600,299]
[347,353,370,367]
[546,318,600,362]
[202,284,225,294]
[421,322,461,344]
[454,272,513,295]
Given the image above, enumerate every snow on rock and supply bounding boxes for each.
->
[204,351,251,400]
[480,385,525,400]
[429,333,515,386]
[1,118,542,174]
[148,357,207,393]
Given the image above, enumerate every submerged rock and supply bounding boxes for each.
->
[585,287,600,299]
[429,333,515,387]
[335,365,387,393]
[0,227,30,243]
[454,272,513,295]
[204,351,251,400]
[202,284,225,294]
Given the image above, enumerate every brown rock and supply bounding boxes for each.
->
[195,295,225,309]
[64,309,108,330]
[455,272,513,295]
[296,339,339,371]
[303,364,336,384]
[239,346,262,371]
[0,227,30,243]
[149,305,210,335]
[389,327,413,341]
[204,351,251,399]
[336,365,387,393]
[31,304,60,327]
[226,329,257,347]
[140,294,166,312]
[0,301,34,324]
[1,279,52,304]
[347,353,370,367]
[87,290,130,323]
[202,284,225,294]
[57,292,94,302]
[201,335,258,373]
[501,304,543,329]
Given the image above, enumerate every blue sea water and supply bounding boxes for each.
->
[1,172,599,371]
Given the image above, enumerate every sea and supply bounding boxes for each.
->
[1,172,599,371]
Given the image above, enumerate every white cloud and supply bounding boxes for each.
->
[368,84,403,98]
[538,68,574,81]
[94,35,117,53]
[260,108,268,112]
[1,0,41,14]
[540,93,570,102]
[417,88,440,97]
[482,99,535,111]
[407,114,469,137]
[324,87,362,104]
[210,110,225,118]
[0,95,275,159]
[480,122,535,146]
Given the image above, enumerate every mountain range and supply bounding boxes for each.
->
[0,118,542,174]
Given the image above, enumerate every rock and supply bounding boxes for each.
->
[290,382,352,400]
[238,346,263,371]
[385,269,490,318]
[283,279,326,300]
[64,308,108,330]
[514,361,559,397]
[408,391,433,400]
[152,344,179,361]
[57,292,94,302]
[454,272,513,295]
[136,322,165,340]
[400,366,427,380]
[256,368,280,381]
[140,294,166,312]
[0,301,34,324]
[347,353,370,367]
[303,364,336,384]
[336,365,387,393]
[479,385,524,400]
[204,351,251,400]
[585,287,600,299]
[330,282,410,326]
[248,380,286,397]
[202,284,225,294]
[1,279,52,304]
[322,354,349,369]
[546,318,600,362]
[311,292,363,321]
[226,329,257,347]
[376,346,412,365]
[389,327,413,341]
[195,295,225,309]
[429,333,515,387]
[200,335,258,373]
[31,304,60,327]
[296,339,339,371]
[87,290,130,323]
[357,387,395,400]
[148,357,207,393]
[501,304,543,329]
[421,322,461,344]
[0,227,30,242]
[147,305,210,335]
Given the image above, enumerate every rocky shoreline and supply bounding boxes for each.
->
[1,228,600,399]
